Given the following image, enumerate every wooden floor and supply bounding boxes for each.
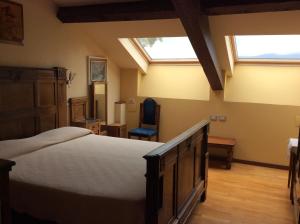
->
[189,163,294,224]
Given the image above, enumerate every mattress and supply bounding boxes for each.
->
[0,127,163,224]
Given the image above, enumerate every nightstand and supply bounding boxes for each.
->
[107,123,127,138]
[0,159,15,224]
[71,119,101,135]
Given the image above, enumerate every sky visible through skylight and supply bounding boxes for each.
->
[137,37,197,60]
[235,35,300,60]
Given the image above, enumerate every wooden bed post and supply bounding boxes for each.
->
[200,124,209,202]
[144,120,209,224]
[0,159,16,224]
[144,156,160,224]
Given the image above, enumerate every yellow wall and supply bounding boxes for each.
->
[139,65,210,101]
[120,69,140,131]
[0,0,120,124]
[225,64,300,106]
[136,95,299,166]
[121,64,300,166]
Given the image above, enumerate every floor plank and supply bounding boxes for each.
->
[190,163,294,224]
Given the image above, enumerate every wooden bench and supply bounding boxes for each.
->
[208,136,236,169]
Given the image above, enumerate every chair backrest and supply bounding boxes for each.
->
[139,98,160,129]
[70,97,88,122]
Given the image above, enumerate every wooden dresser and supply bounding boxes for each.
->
[0,67,68,140]
[0,160,15,224]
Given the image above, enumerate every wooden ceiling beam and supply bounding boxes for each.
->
[57,0,300,23]
[57,1,176,23]
[205,0,300,15]
[171,0,224,90]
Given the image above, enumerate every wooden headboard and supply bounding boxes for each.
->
[0,66,67,140]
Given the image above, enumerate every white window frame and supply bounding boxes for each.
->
[230,36,300,64]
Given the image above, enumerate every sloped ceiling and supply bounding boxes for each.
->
[52,0,232,73]
[67,19,186,69]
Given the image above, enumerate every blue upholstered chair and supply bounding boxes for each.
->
[128,98,160,141]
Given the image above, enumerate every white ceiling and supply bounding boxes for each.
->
[54,0,143,6]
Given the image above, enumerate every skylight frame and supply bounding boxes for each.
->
[231,35,300,64]
[132,38,199,64]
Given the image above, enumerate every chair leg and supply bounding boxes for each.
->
[128,133,131,139]
[156,134,159,142]
[291,172,295,204]
[288,153,293,188]
[290,154,296,203]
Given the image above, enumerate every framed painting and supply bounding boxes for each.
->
[0,0,24,45]
[88,56,107,84]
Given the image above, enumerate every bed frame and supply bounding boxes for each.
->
[0,66,209,224]
[144,120,209,224]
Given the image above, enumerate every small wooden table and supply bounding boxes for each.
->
[208,136,236,169]
[107,123,127,138]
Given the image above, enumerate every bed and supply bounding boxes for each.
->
[0,66,209,224]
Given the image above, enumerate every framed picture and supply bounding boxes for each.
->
[0,0,24,45]
[88,56,107,84]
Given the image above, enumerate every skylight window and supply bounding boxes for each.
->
[234,35,300,62]
[135,37,198,62]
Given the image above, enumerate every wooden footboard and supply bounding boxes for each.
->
[144,120,209,224]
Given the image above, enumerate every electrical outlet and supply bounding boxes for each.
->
[209,115,218,121]
[218,115,227,122]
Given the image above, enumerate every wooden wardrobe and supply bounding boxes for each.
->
[0,66,67,140]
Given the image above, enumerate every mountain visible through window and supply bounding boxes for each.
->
[235,35,300,61]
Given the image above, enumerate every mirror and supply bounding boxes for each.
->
[90,82,107,125]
